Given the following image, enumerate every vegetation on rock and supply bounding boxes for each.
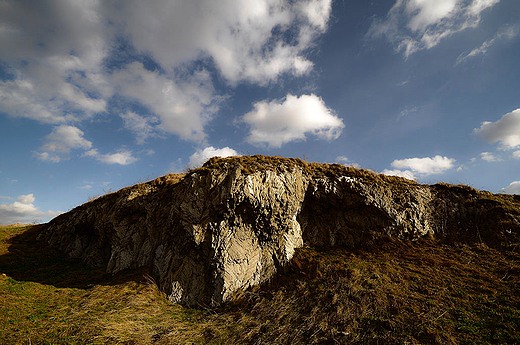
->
[2,156,520,343]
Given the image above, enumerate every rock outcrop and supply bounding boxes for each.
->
[38,156,520,306]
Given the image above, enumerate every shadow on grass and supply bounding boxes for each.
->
[0,225,148,289]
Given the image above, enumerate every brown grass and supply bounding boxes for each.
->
[1,224,519,344]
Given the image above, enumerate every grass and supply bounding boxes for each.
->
[194,155,417,187]
[1,224,519,344]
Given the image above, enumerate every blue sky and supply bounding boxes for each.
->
[1,0,519,224]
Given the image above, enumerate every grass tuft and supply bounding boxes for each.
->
[1,225,519,344]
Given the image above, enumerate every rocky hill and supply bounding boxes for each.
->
[38,156,520,307]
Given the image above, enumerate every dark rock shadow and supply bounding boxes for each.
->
[0,225,149,289]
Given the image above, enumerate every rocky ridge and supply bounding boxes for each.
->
[38,156,520,306]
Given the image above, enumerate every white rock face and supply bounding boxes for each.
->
[38,157,520,306]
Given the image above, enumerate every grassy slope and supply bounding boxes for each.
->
[1,224,519,344]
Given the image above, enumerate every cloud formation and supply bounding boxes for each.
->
[480,151,501,162]
[474,109,520,150]
[188,146,239,168]
[0,1,108,124]
[389,155,456,176]
[36,125,93,163]
[368,0,500,57]
[381,169,416,181]
[0,194,60,225]
[456,24,519,64]
[499,181,520,194]
[336,156,361,169]
[106,0,332,85]
[242,94,344,148]
[0,0,333,145]
[83,149,139,166]
[111,63,219,142]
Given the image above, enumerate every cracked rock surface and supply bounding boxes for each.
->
[38,156,520,306]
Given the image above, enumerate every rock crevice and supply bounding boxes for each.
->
[38,156,520,306]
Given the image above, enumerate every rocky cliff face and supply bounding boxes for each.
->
[38,156,520,306]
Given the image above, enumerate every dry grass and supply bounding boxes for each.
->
[194,155,417,187]
[1,224,519,344]
[3,156,519,344]
[221,239,520,344]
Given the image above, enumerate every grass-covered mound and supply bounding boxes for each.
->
[1,224,519,344]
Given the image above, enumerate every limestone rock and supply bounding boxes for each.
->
[37,156,520,306]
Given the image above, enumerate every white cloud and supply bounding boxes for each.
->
[397,105,419,122]
[188,146,239,168]
[499,181,520,195]
[18,194,35,204]
[95,150,139,166]
[474,109,520,150]
[242,94,344,148]
[390,155,456,175]
[80,185,92,190]
[1,0,333,144]
[513,151,520,159]
[82,149,99,157]
[336,156,361,169]
[82,148,138,165]
[120,111,159,145]
[0,1,108,124]
[456,24,519,64]
[382,169,416,181]
[480,151,501,162]
[106,0,332,85]
[111,63,219,142]
[36,125,93,163]
[368,0,500,57]
[41,125,93,152]
[0,194,60,225]
[34,151,62,163]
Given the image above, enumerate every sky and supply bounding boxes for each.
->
[1,0,519,224]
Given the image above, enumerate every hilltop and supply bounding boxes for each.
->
[1,155,520,343]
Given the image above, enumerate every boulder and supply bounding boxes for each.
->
[38,156,520,306]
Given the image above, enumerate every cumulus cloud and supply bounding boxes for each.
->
[35,125,93,163]
[382,169,416,181]
[0,194,60,225]
[390,155,456,175]
[120,111,159,145]
[97,151,138,165]
[17,194,35,204]
[1,0,333,145]
[456,24,519,64]
[0,1,108,124]
[106,0,332,85]
[480,151,501,162]
[336,156,361,169]
[242,94,344,148]
[368,0,500,57]
[188,146,239,168]
[111,63,219,142]
[499,181,520,195]
[82,148,138,165]
[474,109,520,150]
